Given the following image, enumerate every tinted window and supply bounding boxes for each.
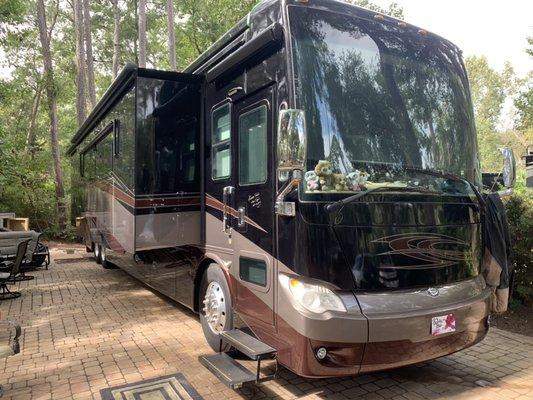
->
[113,85,135,190]
[95,134,112,179]
[82,148,96,180]
[239,105,267,185]
[240,257,267,287]
[212,103,231,180]
[136,77,201,194]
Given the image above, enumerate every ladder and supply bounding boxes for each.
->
[198,329,278,389]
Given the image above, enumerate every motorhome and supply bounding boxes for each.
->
[68,0,515,388]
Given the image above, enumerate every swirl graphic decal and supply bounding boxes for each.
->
[373,233,469,269]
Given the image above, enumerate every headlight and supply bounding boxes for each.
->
[280,275,346,313]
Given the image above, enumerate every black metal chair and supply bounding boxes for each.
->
[0,239,30,300]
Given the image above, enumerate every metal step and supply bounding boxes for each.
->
[220,329,276,360]
[198,353,256,389]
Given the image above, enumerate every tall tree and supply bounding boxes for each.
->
[82,0,96,108]
[138,0,146,67]
[36,0,66,232]
[73,0,87,126]
[111,0,121,77]
[166,0,177,70]
[26,82,42,154]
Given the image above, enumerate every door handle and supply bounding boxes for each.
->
[237,206,246,228]
[222,186,235,234]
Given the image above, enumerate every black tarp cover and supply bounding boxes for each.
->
[484,193,513,289]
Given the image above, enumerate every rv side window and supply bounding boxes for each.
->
[211,103,231,180]
[239,105,267,185]
[239,257,267,287]
[81,147,95,180]
[95,133,113,178]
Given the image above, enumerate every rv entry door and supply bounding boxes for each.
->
[230,86,276,329]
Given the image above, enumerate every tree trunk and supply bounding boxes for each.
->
[111,0,121,77]
[36,0,67,232]
[166,0,176,70]
[73,0,86,126]
[82,0,96,109]
[138,0,146,68]
[26,84,42,154]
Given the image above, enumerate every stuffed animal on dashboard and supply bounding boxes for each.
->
[304,171,320,191]
[346,170,362,191]
[314,160,334,191]
[333,173,349,191]
[359,171,369,188]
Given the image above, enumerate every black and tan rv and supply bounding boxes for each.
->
[68,0,516,388]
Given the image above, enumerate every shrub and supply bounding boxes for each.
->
[504,192,533,306]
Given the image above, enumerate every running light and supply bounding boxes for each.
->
[282,275,346,313]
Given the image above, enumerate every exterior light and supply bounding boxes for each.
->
[316,347,327,360]
[279,274,347,314]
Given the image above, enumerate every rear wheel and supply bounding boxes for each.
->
[94,243,102,264]
[199,264,233,352]
[100,245,111,269]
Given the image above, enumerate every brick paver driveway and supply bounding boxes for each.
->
[0,249,531,400]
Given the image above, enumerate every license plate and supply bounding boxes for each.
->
[431,314,456,336]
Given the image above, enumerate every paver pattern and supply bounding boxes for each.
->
[0,249,531,400]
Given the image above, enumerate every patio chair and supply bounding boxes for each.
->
[0,239,30,299]
[23,232,50,270]
[0,319,22,396]
[0,231,50,270]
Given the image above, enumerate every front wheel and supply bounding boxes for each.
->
[199,264,233,352]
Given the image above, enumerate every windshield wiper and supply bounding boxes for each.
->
[402,166,485,207]
[324,185,442,215]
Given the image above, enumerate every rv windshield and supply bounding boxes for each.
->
[289,6,481,198]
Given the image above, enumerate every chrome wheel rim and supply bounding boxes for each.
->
[101,246,106,262]
[94,244,100,259]
[202,281,227,334]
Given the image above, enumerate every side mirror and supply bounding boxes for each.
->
[500,147,516,189]
[481,147,516,195]
[277,109,307,172]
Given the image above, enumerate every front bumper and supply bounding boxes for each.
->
[274,275,491,377]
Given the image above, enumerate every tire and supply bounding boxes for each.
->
[94,243,102,264]
[199,264,233,352]
[100,245,110,269]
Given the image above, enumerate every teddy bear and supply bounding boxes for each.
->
[346,170,370,191]
[314,160,334,191]
[346,170,362,191]
[333,173,349,191]
[304,170,320,191]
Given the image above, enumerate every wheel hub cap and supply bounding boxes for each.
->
[202,282,227,334]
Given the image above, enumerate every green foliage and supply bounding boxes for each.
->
[515,74,533,133]
[504,190,533,305]
[0,0,26,23]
